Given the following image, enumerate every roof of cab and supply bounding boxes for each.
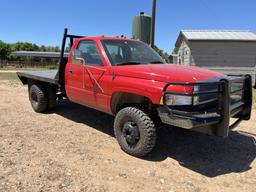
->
[76,36,139,41]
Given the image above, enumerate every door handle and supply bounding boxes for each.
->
[68,70,73,74]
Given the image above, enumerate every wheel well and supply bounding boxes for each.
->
[111,92,155,115]
[28,80,58,94]
[18,76,28,85]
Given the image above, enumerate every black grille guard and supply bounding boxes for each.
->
[160,75,252,137]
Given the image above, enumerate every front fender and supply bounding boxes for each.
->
[110,76,165,104]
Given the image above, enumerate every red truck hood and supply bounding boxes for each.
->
[113,64,225,83]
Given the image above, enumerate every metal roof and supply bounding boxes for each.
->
[175,30,256,47]
[10,51,69,58]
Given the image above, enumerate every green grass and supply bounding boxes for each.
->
[0,72,19,81]
[0,66,57,82]
[0,68,56,81]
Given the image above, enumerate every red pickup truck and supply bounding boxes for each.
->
[17,29,252,157]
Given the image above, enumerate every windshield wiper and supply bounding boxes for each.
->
[150,61,165,64]
[116,62,142,66]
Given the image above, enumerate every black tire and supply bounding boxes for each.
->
[46,86,56,110]
[114,107,157,157]
[29,84,48,113]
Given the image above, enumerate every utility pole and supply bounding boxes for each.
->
[150,0,157,48]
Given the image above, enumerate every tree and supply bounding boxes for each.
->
[54,46,60,52]
[11,42,34,51]
[172,47,178,54]
[153,45,169,61]
[0,40,11,59]
[40,45,47,52]
[32,44,39,51]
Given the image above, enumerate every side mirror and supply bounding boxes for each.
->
[71,49,85,65]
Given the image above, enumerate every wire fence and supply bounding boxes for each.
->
[0,60,57,69]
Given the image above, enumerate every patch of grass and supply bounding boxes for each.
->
[0,73,19,81]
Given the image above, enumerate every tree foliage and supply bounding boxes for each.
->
[172,47,179,54]
[0,40,11,59]
[0,40,60,60]
[153,46,169,61]
[0,39,171,63]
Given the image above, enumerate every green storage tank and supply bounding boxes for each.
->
[132,12,152,44]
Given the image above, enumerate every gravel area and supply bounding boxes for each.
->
[0,81,255,192]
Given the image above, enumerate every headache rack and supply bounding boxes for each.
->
[159,75,252,137]
[57,28,86,87]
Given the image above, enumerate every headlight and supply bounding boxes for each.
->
[164,94,193,106]
[160,85,218,106]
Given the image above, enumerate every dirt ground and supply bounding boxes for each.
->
[0,81,255,192]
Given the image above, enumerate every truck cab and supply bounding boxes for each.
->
[65,36,167,114]
[17,29,253,157]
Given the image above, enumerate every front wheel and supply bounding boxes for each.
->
[114,107,157,157]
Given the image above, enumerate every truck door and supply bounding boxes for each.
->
[66,40,108,110]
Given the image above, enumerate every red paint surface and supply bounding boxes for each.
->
[65,37,225,114]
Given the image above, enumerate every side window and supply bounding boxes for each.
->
[77,41,104,66]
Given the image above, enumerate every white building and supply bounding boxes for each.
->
[174,30,256,86]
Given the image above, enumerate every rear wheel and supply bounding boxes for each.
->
[29,84,48,113]
[114,107,157,157]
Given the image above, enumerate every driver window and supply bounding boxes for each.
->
[77,41,104,66]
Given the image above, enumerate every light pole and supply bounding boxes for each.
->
[150,0,157,48]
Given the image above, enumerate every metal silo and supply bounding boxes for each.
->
[132,12,152,44]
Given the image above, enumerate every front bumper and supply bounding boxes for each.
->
[157,75,252,137]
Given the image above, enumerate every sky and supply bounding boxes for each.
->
[0,0,256,53]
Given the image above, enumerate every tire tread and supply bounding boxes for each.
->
[29,84,48,113]
[114,107,157,157]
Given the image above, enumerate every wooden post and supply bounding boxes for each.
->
[150,0,157,48]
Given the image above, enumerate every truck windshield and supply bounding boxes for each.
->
[101,40,165,66]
